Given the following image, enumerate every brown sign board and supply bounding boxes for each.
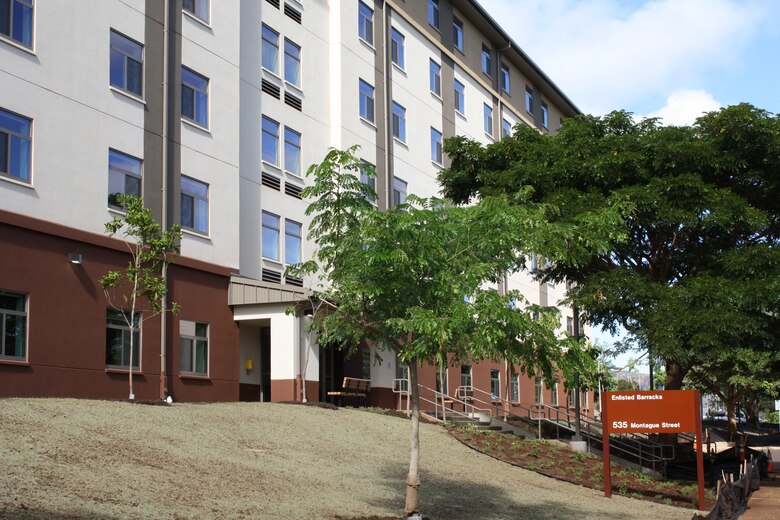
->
[604,390,697,434]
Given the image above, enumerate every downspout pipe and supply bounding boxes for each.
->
[159,0,171,401]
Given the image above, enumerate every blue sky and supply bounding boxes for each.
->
[479,0,780,369]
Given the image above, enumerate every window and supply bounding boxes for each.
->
[359,79,375,123]
[261,24,279,74]
[460,364,472,387]
[284,127,301,174]
[429,59,441,96]
[262,211,280,260]
[110,30,143,97]
[541,102,549,129]
[453,18,463,52]
[181,175,209,234]
[0,0,33,47]
[566,316,574,335]
[108,150,141,208]
[428,0,439,29]
[0,291,26,360]
[483,103,493,136]
[358,1,373,45]
[500,63,510,93]
[550,382,558,406]
[182,0,208,23]
[180,320,208,375]
[390,28,404,69]
[283,38,301,86]
[481,45,491,76]
[525,87,533,114]
[397,362,409,392]
[534,377,543,404]
[502,119,511,138]
[360,160,376,203]
[105,309,140,369]
[393,177,407,207]
[430,127,442,165]
[0,108,31,183]
[181,67,209,127]
[510,369,519,402]
[490,369,500,400]
[454,80,465,114]
[261,116,279,165]
[392,101,406,142]
[285,220,302,265]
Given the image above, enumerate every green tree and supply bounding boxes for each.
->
[296,147,606,518]
[100,195,182,400]
[439,105,780,403]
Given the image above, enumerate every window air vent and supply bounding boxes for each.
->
[262,269,282,284]
[261,172,281,191]
[286,276,304,287]
[284,92,302,111]
[284,182,303,199]
[266,0,280,9]
[262,79,281,99]
[284,3,302,24]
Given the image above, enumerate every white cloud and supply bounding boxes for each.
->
[479,0,768,115]
[645,89,721,126]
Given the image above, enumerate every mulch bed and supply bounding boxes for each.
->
[449,425,714,509]
[279,400,339,410]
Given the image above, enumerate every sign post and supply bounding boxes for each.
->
[602,390,705,509]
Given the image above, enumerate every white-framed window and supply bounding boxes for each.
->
[0,107,32,184]
[481,45,491,76]
[359,79,375,123]
[525,87,533,114]
[500,63,510,93]
[1,0,33,48]
[550,381,558,406]
[393,177,407,207]
[429,59,441,96]
[181,175,209,234]
[460,364,472,387]
[510,369,519,402]
[502,119,511,138]
[261,115,279,165]
[284,127,301,174]
[108,149,142,208]
[182,0,208,23]
[541,102,549,129]
[284,38,301,86]
[534,377,543,404]
[397,362,409,392]
[428,0,439,29]
[110,30,143,97]
[453,17,463,52]
[454,79,465,114]
[261,24,279,74]
[490,369,500,400]
[360,159,376,203]
[285,220,302,265]
[483,103,493,136]
[566,316,574,335]
[430,127,443,165]
[180,320,208,375]
[181,66,209,128]
[358,1,373,45]
[261,211,280,260]
[105,309,140,369]
[392,101,406,142]
[0,290,26,360]
[390,27,404,69]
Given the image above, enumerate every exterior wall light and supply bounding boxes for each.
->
[244,357,254,372]
[68,253,83,265]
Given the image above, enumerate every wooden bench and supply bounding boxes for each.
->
[327,377,371,407]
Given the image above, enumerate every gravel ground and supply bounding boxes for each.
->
[0,399,693,519]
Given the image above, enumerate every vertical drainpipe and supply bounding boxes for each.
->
[159,0,170,401]
[382,1,392,210]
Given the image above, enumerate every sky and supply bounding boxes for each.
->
[478,0,780,370]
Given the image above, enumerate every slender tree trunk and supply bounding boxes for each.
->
[661,360,688,444]
[404,360,421,517]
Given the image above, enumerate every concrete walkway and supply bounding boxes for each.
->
[741,478,780,520]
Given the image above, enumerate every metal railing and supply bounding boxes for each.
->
[392,379,492,423]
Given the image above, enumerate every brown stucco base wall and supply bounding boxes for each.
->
[0,212,239,403]
[371,386,396,409]
[270,379,297,402]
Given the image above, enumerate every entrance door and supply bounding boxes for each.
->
[319,347,344,403]
[260,326,271,402]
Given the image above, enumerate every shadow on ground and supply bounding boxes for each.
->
[0,507,118,520]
